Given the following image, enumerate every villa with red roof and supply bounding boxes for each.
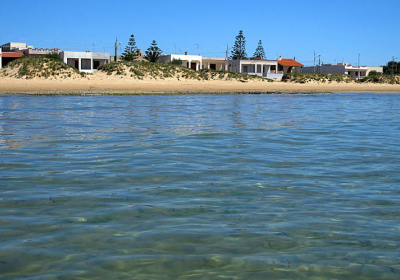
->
[227,56,303,80]
[277,56,303,74]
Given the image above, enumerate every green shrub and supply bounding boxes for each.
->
[169,59,183,66]
[44,52,62,61]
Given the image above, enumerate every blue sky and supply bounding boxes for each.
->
[1,0,399,66]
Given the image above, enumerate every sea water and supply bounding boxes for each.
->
[1,93,400,279]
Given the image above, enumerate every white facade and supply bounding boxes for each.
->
[366,66,384,76]
[159,54,203,71]
[60,51,110,73]
[202,57,228,71]
[228,59,283,80]
[301,63,382,79]
[1,42,32,52]
[0,49,2,69]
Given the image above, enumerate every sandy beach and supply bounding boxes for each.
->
[1,75,400,94]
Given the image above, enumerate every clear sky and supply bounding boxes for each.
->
[1,0,399,66]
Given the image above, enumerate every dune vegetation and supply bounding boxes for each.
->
[282,73,400,84]
[98,61,266,82]
[1,56,266,82]
[1,54,81,79]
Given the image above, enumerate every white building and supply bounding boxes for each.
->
[301,63,383,79]
[60,51,110,73]
[202,57,228,71]
[228,59,282,79]
[159,53,203,71]
[1,42,33,52]
[227,57,303,80]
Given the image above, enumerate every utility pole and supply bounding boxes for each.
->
[114,37,118,62]
[314,51,316,73]
[392,56,397,75]
[225,44,229,71]
[318,55,321,66]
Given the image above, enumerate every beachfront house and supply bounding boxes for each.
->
[1,42,33,52]
[0,42,63,68]
[227,57,303,80]
[159,53,203,71]
[277,57,303,74]
[0,42,29,68]
[228,58,282,80]
[300,63,383,79]
[60,51,110,73]
[202,57,228,71]
[0,48,24,69]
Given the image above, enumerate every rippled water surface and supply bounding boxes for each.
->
[1,93,400,279]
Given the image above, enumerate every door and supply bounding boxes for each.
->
[243,66,248,73]
[75,60,79,69]
[191,62,197,71]
[93,60,100,69]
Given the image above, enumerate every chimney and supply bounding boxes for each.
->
[185,51,188,55]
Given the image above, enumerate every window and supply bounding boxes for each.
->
[257,65,261,73]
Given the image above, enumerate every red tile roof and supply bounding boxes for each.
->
[2,52,24,58]
[278,58,303,67]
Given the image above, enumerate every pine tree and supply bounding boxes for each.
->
[145,40,163,62]
[253,40,266,59]
[122,34,138,61]
[230,30,247,60]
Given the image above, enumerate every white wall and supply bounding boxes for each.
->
[229,59,278,74]
[301,65,346,74]
[159,54,203,70]
[202,59,227,71]
[366,66,383,75]
[60,51,110,73]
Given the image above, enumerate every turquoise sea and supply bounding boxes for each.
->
[1,93,400,279]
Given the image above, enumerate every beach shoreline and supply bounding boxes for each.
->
[1,77,400,95]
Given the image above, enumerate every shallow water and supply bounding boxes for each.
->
[1,93,400,279]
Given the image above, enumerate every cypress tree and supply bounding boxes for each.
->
[253,40,266,59]
[122,34,138,61]
[145,40,163,62]
[230,30,247,60]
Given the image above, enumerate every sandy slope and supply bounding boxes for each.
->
[1,75,400,94]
